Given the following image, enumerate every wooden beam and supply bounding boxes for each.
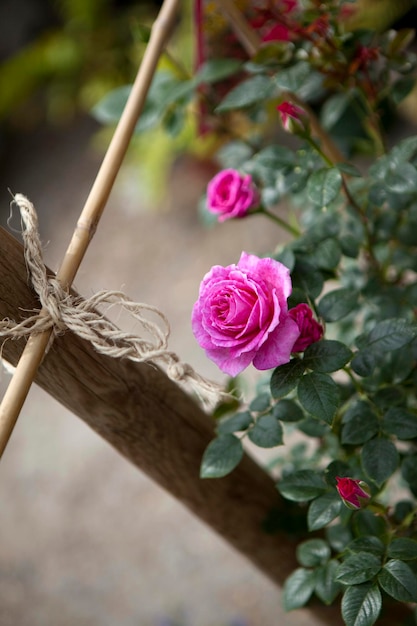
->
[8,225,401,625]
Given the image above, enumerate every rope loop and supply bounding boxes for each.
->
[1,194,226,407]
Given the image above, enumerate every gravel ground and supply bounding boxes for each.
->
[0,116,325,626]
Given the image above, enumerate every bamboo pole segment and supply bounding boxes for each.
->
[0,0,180,459]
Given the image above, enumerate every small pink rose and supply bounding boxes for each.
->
[289,303,323,352]
[276,101,308,134]
[336,476,371,509]
[191,252,300,376]
[206,169,260,222]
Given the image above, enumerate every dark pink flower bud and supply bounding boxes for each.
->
[289,303,323,352]
[262,23,291,42]
[206,169,260,222]
[276,101,309,135]
[336,476,371,509]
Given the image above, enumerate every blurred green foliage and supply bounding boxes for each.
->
[0,0,162,128]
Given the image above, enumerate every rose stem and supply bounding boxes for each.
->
[0,0,180,459]
[255,208,301,237]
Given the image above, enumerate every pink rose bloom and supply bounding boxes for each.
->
[206,169,260,222]
[336,476,371,510]
[191,252,300,376]
[289,303,323,352]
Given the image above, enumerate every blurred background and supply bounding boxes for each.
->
[0,1,416,625]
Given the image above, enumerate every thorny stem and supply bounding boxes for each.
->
[306,135,383,278]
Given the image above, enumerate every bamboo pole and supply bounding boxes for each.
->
[0,0,180,458]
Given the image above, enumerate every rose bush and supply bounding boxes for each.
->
[206,169,259,222]
[191,252,300,376]
[95,2,417,624]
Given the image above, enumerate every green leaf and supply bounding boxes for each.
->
[350,351,377,378]
[303,340,352,373]
[341,583,382,626]
[297,372,340,425]
[283,568,316,611]
[272,399,304,422]
[311,238,342,271]
[361,437,399,486]
[392,76,416,104]
[253,145,296,169]
[195,58,242,84]
[352,319,416,377]
[297,539,331,567]
[387,538,417,561]
[378,560,417,603]
[270,358,306,398]
[320,92,351,129]
[92,84,132,125]
[318,288,359,322]
[353,510,388,539]
[307,492,342,531]
[385,162,417,194]
[382,407,417,440]
[92,72,191,134]
[274,61,312,93]
[392,135,417,164]
[347,537,385,557]
[307,168,343,207]
[217,411,253,434]
[298,417,330,437]
[337,553,382,585]
[337,162,362,177]
[291,258,324,299]
[216,75,277,112]
[326,524,353,552]
[200,435,243,479]
[361,318,415,354]
[341,401,379,445]
[315,560,343,605]
[401,454,417,497]
[277,470,327,502]
[273,247,296,271]
[249,392,271,412]
[248,415,283,448]
[325,460,351,487]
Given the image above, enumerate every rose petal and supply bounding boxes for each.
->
[252,315,300,370]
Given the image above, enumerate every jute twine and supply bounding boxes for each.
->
[0,194,226,407]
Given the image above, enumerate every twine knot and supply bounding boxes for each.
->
[1,194,226,407]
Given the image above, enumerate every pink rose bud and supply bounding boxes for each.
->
[262,23,291,42]
[206,169,260,222]
[276,101,309,135]
[289,303,323,352]
[192,252,300,376]
[336,476,371,510]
